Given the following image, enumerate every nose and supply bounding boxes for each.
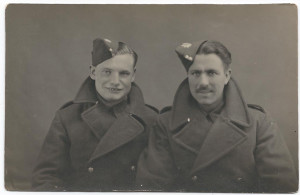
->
[110,72,120,86]
[198,74,209,88]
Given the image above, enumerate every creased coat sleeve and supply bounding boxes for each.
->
[136,116,177,191]
[255,112,298,192]
[32,111,71,191]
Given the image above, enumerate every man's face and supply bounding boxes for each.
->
[90,54,135,102]
[188,54,231,110]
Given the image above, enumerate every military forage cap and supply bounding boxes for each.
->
[92,38,137,66]
[175,40,207,71]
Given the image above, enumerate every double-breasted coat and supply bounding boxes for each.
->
[136,78,297,193]
[32,77,158,191]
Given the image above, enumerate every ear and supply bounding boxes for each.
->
[89,65,96,80]
[224,68,232,85]
[131,68,136,82]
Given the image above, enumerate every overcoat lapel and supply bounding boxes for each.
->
[74,77,108,139]
[81,104,112,140]
[170,79,200,154]
[170,78,252,175]
[88,114,144,163]
[190,116,247,174]
[172,112,210,154]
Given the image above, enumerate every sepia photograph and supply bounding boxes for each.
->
[4,3,298,193]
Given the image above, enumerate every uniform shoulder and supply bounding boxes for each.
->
[59,101,74,110]
[145,104,159,114]
[160,106,172,114]
[247,104,265,113]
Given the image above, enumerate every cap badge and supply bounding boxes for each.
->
[184,55,193,61]
[181,43,192,48]
[104,38,111,43]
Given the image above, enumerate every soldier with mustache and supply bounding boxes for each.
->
[136,40,297,193]
[32,38,158,191]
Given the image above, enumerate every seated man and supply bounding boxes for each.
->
[136,40,297,193]
[32,38,158,191]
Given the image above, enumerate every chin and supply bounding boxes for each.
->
[196,98,214,105]
[198,101,211,105]
[107,97,121,102]
[112,94,126,101]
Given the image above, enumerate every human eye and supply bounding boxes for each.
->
[120,71,130,77]
[207,70,217,76]
[102,69,111,76]
[190,71,200,77]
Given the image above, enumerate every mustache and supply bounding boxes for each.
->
[195,87,213,93]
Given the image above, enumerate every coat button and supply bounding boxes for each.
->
[191,175,198,182]
[237,177,243,182]
[130,165,136,171]
[88,167,94,173]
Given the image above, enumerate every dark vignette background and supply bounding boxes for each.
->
[5,4,298,190]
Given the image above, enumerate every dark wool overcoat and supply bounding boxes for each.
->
[137,78,298,193]
[32,77,158,191]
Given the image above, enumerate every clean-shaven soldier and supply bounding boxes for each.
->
[32,38,158,191]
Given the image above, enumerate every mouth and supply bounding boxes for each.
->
[106,87,122,93]
[196,89,213,94]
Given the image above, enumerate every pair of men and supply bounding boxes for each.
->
[32,38,298,192]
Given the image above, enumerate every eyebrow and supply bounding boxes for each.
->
[102,67,112,71]
[189,69,220,74]
[102,68,132,73]
[206,69,218,72]
[190,68,218,72]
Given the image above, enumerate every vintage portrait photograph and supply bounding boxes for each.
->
[4,3,298,193]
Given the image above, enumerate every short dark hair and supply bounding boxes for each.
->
[116,42,138,68]
[196,40,232,70]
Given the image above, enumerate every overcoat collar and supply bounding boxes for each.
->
[170,78,251,174]
[170,77,251,131]
[73,77,98,104]
[74,77,147,163]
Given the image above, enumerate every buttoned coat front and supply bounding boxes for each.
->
[32,78,158,191]
[137,78,297,193]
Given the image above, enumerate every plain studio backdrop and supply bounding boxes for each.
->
[5,4,297,190]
